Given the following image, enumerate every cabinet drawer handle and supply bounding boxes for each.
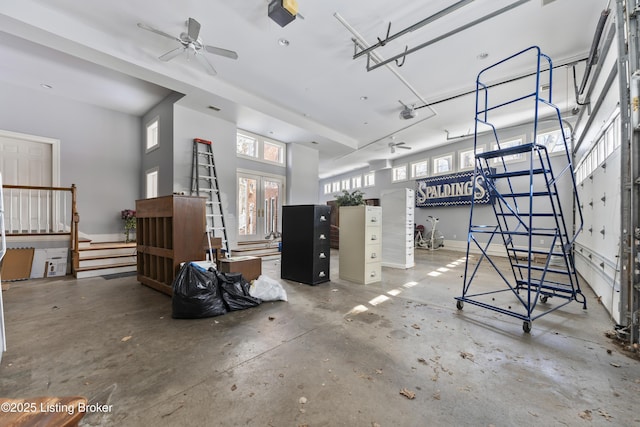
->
[370,217,378,223]
[319,215,327,221]
[370,253,377,259]
[319,234,326,240]
[318,271,326,278]
[370,271,377,277]
[319,252,326,259]
[370,235,377,241]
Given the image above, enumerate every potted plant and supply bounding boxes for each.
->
[334,189,365,206]
[121,209,136,243]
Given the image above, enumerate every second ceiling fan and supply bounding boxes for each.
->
[389,141,412,154]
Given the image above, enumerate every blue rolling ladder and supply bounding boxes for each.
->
[455,46,585,333]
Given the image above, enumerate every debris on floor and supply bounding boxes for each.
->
[399,388,415,400]
[298,396,307,404]
[459,351,474,361]
[121,335,132,342]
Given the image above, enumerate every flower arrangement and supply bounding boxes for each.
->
[121,209,136,243]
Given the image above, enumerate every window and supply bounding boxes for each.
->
[410,160,429,178]
[363,172,375,187]
[433,153,454,174]
[492,137,524,164]
[264,140,285,164]
[237,130,286,166]
[146,167,158,198]
[536,129,569,154]
[342,179,351,190]
[352,175,362,188]
[332,181,340,192]
[237,133,258,158]
[323,183,332,195]
[458,147,483,171]
[146,117,159,152]
[392,164,408,182]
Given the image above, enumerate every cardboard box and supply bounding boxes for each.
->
[1,248,35,281]
[31,248,68,278]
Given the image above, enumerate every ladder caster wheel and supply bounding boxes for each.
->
[456,300,464,310]
[523,321,532,334]
[540,296,548,303]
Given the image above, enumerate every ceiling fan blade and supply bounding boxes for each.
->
[195,52,217,75]
[204,45,239,60]
[395,142,406,146]
[137,22,181,43]
[159,47,184,62]
[187,18,201,40]
[398,145,412,150]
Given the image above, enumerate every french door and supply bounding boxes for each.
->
[237,171,284,242]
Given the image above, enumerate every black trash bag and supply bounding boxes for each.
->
[172,262,227,318]
[216,271,262,311]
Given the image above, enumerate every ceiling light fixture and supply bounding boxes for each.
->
[477,52,489,60]
[360,96,368,101]
[278,38,290,47]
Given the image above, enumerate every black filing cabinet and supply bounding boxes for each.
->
[281,205,331,285]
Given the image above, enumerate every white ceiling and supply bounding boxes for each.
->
[0,0,606,178]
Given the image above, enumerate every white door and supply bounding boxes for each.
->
[237,172,284,242]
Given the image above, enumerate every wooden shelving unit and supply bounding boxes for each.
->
[136,195,206,296]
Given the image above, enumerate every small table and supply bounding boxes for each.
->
[217,256,262,281]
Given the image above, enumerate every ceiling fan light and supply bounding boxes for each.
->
[400,106,416,120]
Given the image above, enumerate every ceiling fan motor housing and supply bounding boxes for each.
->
[400,107,416,120]
[268,0,298,27]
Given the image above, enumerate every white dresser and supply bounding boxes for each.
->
[338,205,382,284]
[381,188,415,269]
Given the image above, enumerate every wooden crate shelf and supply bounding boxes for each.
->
[136,195,207,296]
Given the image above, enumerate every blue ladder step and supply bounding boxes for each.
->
[496,212,559,217]
[508,248,566,257]
[496,191,556,197]
[513,264,572,274]
[486,168,548,179]
[516,279,576,295]
[476,143,544,160]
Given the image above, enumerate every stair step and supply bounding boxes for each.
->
[476,143,544,160]
[75,262,137,279]
[79,255,137,268]
[516,279,576,295]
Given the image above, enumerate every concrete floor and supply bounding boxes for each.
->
[0,249,638,426]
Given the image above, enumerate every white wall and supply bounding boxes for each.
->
[319,120,574,254]
[287,143,319,205]
[572,16,622,322]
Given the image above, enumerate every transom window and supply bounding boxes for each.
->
[410,160,428,178]
[392,164,408,182]
[237,130,286,166]
[363,172,375,187]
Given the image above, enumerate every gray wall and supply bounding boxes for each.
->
[0,80,141,237]
[172,105,239,247]
[142,92,184,198]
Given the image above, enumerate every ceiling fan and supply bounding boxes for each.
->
[389,142,412,154]
[137,17,238,76]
